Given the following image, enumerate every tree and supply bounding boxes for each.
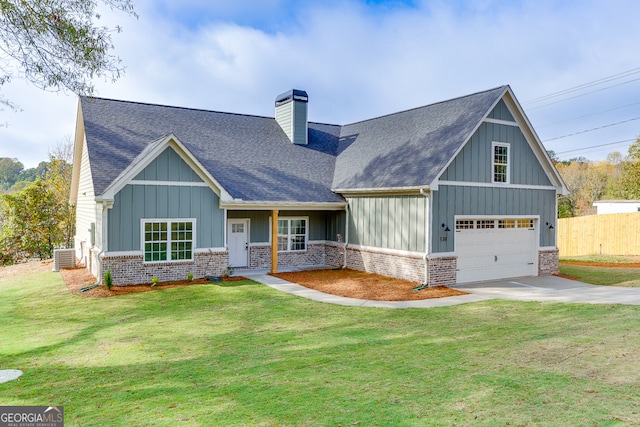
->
[0,157,23,189]
[1,180,61,261]
[0,140,75,263]
[618,137,640,199]
[0,0,137,106]
[556,159,609,217]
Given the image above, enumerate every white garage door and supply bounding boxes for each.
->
[455,218,538,284]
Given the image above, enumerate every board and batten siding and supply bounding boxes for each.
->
[75,137,100,247]
[134,147,204,182]
[432,186,557,253]
[109,184,223,251]
[439,122,552,186]
[487,99,515,122]
[107,147,223,252]
[227,210,345,243]
[346,195,427,252]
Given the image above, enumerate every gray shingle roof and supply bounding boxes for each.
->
[81,98,343,203]
[333,86,507,190]
[80,86,507,202]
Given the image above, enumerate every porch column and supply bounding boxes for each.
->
[271,210,279,273]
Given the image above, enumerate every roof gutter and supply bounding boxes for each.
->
[220,201,347,211]
[332,185,430,195]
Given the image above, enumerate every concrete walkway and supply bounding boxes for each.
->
[247,273,640,308]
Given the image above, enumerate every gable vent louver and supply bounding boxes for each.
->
[275,89,308,145]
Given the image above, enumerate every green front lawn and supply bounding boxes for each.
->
[2,270,640,426]
[559,256,640,287]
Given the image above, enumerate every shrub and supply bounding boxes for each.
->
[151,276,159,287]
[187,273,194,281]
[104,269,112,290]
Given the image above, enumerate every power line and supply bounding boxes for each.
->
[537,101,640,128]
[524,67,640,104]
[526,76,640,111]
[554,138,635,155]
[543,115,640,142]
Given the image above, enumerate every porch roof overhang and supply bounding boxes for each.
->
[220,200,347,211]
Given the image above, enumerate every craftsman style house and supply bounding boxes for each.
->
[70,86,567,286]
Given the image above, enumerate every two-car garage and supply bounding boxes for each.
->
[454,217,538,284]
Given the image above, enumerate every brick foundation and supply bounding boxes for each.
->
[427,255,457,287]
[538,248,559,275]
[346,246,425,284]
[100,249,229,286]
[248,241,343,269]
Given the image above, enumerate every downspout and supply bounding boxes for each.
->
[342,202,350,269]
[420,187,430,286]
[81,201,109,292]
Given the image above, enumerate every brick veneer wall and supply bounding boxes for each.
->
[346,247,425,283]
[427,255,457,287]
[100,249,229,286]
[538,248,559,275]
[248,242,342,269]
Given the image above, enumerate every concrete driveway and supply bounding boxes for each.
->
[452,275,640,305]
[251,273,640,308]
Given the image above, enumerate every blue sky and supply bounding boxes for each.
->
[2,0,640,167]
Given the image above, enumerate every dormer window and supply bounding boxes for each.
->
[492,142,510,183]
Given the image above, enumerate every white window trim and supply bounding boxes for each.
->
[141,218,197,263]
[273,216,309,253]
[492,141,511,184]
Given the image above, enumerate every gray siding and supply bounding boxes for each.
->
[109,185,223,251]
[487,99,515,122]
[439,122,552,186]
[432,185,557,252]
[292,101,308,145]
[275,102,293,141]
[134,147,203,182]
[227,210,345,243]
[346,195,427,252]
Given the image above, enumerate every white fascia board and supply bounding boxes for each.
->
[500,88,569,195]
[69,99,85,205]
[333,186,430,195]
[431,86,568,196]
[431,86,510,189]
[98,133,234,203]
[438,180,558,191]
[220,201,347,211]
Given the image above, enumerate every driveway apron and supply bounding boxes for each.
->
[249,274,640,308]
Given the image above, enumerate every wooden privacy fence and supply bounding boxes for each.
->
[557,212,640,257]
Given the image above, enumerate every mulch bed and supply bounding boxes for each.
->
[4,260,466,301]
[271,268,468,301]
[60,265,247,298]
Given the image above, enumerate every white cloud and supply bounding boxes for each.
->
[2,0,640,167]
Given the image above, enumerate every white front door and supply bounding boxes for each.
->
[228,219,249,268]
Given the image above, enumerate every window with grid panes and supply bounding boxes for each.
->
[493,142,510,183]
[143,220,194,262]
[277,218,307,252]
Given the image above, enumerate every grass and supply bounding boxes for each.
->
[559,255,640,287]
[2,271,640,426]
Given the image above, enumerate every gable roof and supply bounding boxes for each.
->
[80,97,343,204]
[332,86,507,191]
[77,85,563,205]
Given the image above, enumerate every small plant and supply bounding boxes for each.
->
[223,265,234,278]
[187,273,194,282]
[151,276,159,287]
[104,269,113,290]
